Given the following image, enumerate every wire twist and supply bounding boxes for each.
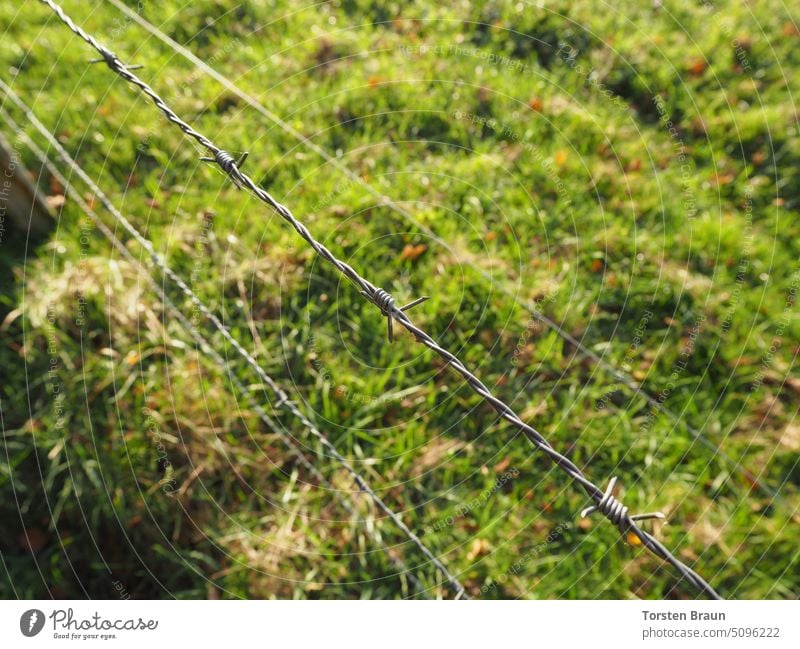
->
[363,288,429,342]
[580,478,666,536]
[89,47,119,69]
[201,149,249,189]
[89,46,142,71]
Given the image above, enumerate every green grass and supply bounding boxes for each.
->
[1,0,799,599]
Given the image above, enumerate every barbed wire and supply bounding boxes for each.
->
[0,82,467,600]
[0,103,436,600]
[37,0,720,598]
[104,0,783,508]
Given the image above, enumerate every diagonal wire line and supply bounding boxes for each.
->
[38,0,721,599]
[102,0,784,507]
[0,83,467,600]
[0,105,433,600]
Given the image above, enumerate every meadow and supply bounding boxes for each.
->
[0,0,798,599]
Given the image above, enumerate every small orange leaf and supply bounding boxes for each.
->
[627,532,643,546]
[554,150,567,166]
[626,158,642,172]
[528,97,543,112]
[399,243,427,262]
[590,258,604,273]
[687,58,708,76]
[713,172,735,186]
[49,175,64,195]
[782,22,800,37]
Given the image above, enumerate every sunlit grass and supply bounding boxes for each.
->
[0,0,798,599]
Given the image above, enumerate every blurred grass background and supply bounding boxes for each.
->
[0,0,798,599]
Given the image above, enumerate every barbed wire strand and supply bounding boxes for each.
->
[0,104,435,600]
[104,0,783,507]
[0,84,467,601]
[37,0,721,599]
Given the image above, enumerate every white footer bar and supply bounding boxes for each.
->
[2,600,796,648]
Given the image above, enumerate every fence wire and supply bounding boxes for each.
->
[104,0,783,509]
[0,102,442,600]
[35,0,721,598]
[0,83,466,599]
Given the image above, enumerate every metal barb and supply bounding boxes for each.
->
[364,288,429,342]
[200,150,248,189]
[580,477,666,535]
[89,54,142,71]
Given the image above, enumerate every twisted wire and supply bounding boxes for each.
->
[0,105,430,600]
[0,84,464,599]
[38,0,720,599]
[104,0,784,508]
[371,289,395,316]
[591,481,632,534]
[581,478,666,535]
